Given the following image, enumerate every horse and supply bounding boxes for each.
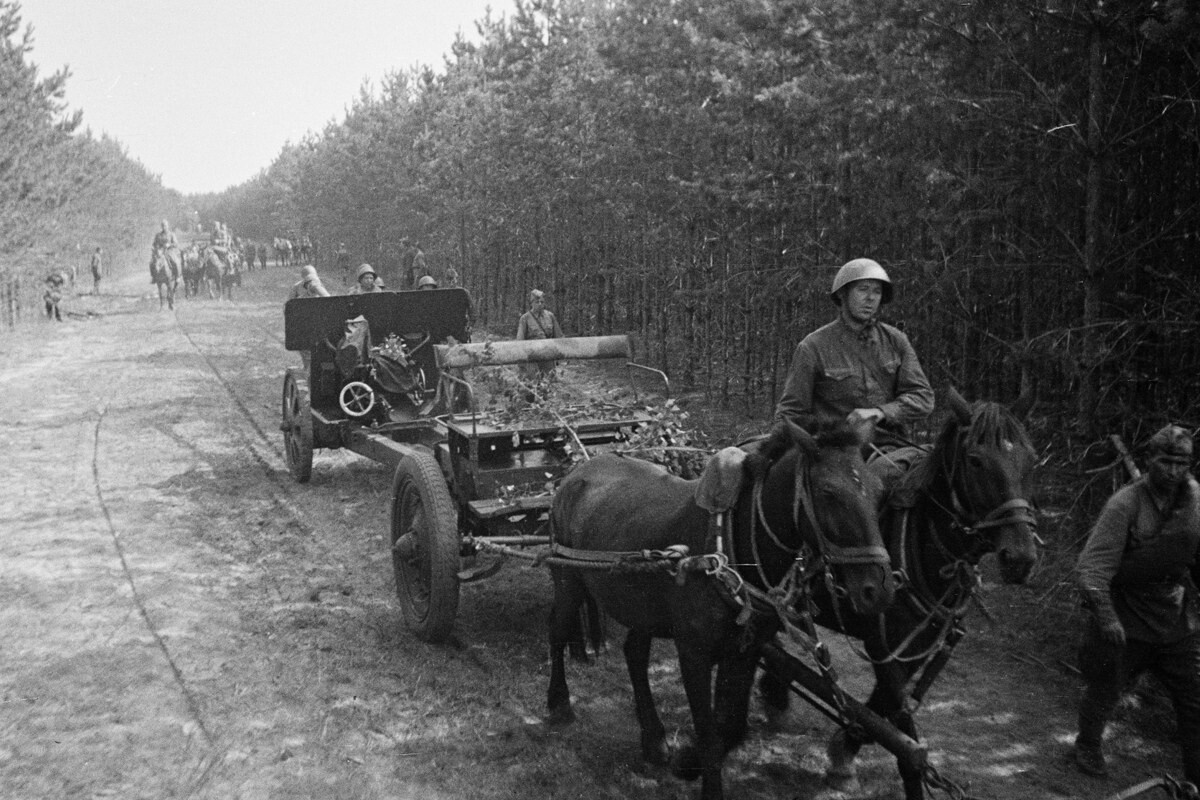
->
[547,420,896,800]
[181,245,204,298]
[758,387,1040,800]
[150,247,179,310]
[219,252,241,300]
[198,247,233,300]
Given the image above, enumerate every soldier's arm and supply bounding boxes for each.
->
[1077,491,1134,634]
[774,341,818,428]
[878,329,934,425]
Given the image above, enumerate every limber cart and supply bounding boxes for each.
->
[281,288,668,642]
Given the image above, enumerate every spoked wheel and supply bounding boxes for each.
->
[339,381,376,417]
[281,369,314,483]
[407,367,428,408]
[391,450,459,643]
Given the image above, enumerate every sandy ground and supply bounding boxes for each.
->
[0,265,1185,800]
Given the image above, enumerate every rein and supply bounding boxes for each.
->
[870,427,1038,670]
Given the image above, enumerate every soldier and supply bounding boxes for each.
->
[516,288,564,378]
[43,273,65,321]
[150,220,179,284]
[335,243,351,285]
[90,247,102,295]
[349,264,383,294]
[288,265,331,300]
[1074,425,1200,782]
[775,257,933,446]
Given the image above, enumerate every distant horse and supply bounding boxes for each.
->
[199,247,238,300]
[758,387,1040,800]
[181,245,204,298]
[547,420,895,800]
[151,247,179,310]
[219,252,241,300]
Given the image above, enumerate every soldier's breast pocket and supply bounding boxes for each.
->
[818,367,860,403]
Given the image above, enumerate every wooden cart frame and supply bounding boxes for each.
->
[281,289,667,642]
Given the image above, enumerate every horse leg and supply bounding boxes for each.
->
[713,650,760,755]
[826,664,917,796]
[624,628,669,766]
[547,567,586,725]
[672,636,726,799]
[758,666,791,731]
[584,592,607,656]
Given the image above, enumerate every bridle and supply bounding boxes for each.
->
[875,426,1040,665]
[927,429,1040,554]
[744,445,890,609]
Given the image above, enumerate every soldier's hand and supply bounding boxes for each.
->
[847,408,885,428]
[1098,619,1126,647]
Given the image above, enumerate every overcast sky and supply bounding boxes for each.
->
[18,0,502,195]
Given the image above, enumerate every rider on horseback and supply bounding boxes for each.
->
[775,258,934,444]
[150,220,179,284]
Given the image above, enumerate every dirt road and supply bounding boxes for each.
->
[0,266,1182,799]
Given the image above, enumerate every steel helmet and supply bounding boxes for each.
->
[300,265,318,281]
[355,263,376,281]
[417,275,438,289]
[830,258,893,305]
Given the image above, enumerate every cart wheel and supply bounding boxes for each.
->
[282,369,314,483]
[391,450,459,642]
[339,381,376,417]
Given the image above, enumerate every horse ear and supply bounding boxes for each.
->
[946,386,972,425]
[1011,390,1036,420]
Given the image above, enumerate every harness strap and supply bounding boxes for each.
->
[547,541,691,565]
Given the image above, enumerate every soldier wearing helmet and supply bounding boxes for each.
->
[349,263,383,294]
[1073,424,1200,782]
[416,275,438,290]
[288,264,331,300]
[775,258,933,444]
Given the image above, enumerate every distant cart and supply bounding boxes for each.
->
[282,289,667,642]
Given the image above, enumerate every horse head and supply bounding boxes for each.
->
[936,386,1040,584]
[751,419,895,616]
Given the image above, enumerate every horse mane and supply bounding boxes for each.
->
[895,399,1033,495]
[746,419,860,480]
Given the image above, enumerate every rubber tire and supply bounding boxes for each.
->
[391,450,460,642]
[282,369,314,483]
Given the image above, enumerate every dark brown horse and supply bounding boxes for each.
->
[150,247,178,310]
[759,387,1040,800]
[547,420,895,800]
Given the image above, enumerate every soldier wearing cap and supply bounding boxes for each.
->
[1073,425,1200,781]
[288,265,331,300]
[349,263,383,294]
[775,258,933,444]
[150,220,179,284]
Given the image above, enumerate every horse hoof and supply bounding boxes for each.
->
[670,744,702,781]
[763,701,790,733]
[641,736,670,767]
[546,704,574,726]
[824,729,859,792]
